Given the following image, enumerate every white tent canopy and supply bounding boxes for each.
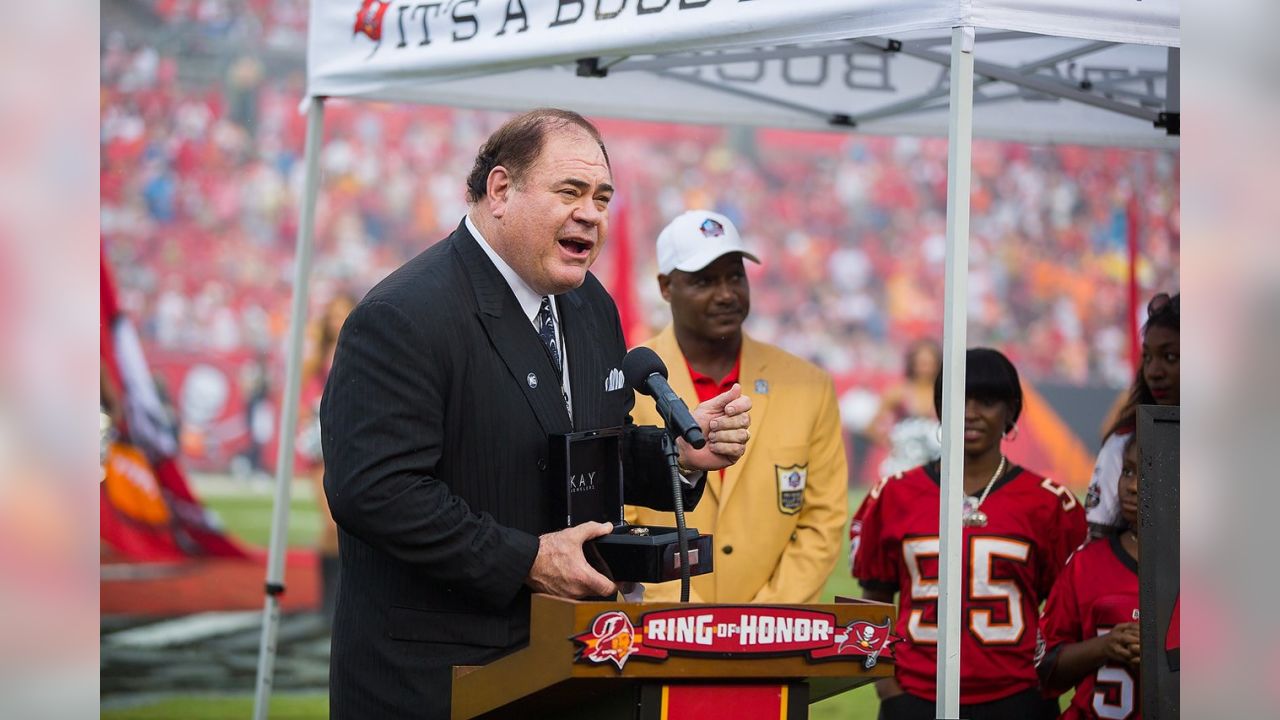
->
[254,2,1179,718]
[307,0,1178,146]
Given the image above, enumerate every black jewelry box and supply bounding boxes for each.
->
[586,525,714,583]
[549,427,624,529]
[549,428,713,584]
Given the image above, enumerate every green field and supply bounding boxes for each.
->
[108,485,1069,719]
[202,484,324,548]
[103,694,328,719]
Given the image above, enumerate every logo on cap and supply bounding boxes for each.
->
[699,218,725,238]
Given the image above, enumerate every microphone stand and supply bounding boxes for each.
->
[659,431,693,603]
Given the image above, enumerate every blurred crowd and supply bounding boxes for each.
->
[101,16,1179,470]
[147,0,309,51]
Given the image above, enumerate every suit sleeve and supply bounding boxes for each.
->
[752,376,849,603]
[320,300,539,610]
[621,424,705,511]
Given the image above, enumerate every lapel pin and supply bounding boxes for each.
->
[527,372,538,389]
[755,379,769,395]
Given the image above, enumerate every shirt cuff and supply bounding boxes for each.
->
[679,469,705,488]
[675,455,704,487]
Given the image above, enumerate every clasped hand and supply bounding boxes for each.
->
[677,383,752,471]
[1102,622,1142,669]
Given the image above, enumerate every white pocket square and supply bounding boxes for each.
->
[605,367,625,392]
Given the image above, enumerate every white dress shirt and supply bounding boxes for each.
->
[465,215,701,486]
[466,214,573,420]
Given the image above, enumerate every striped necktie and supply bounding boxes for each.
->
[536,296,562,375]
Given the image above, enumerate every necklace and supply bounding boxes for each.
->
[962,455,1006,528]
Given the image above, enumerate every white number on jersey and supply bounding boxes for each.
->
[968,537,1031,644]
[1040,476,1079,512]
[1093,628,1137,719]
[901,535,1030,646]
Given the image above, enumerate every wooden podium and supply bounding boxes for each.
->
[452,594,896,719]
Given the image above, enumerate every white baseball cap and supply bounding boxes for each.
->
[656,210,761,275]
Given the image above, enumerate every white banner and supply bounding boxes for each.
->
[306,0,1179,147]
[309,0,960,97]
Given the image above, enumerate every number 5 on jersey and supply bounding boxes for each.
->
[902,535,1031,645]
[1093,627,1137,719]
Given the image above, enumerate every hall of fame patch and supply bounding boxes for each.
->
[775,464,808,514]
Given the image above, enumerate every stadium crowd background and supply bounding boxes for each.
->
[100,0,1180,480]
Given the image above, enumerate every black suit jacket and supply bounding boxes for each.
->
[319,221,700,719]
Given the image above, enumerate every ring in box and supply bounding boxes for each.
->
[549,428,713,584]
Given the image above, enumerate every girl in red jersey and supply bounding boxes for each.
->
[853,348,1087,720]
[1039,435,1143,719]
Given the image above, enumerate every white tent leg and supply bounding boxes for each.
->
[936,25,974,720]
[252,96,327,720]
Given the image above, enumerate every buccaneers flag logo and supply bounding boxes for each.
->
[353,0,391,45]
[575,611,640,670]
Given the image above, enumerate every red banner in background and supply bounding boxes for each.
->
[101,255,248,561]
[607,196,648,347]
[839,375,1096,493]
[146,348,286,475]
[1002,382,1096,492]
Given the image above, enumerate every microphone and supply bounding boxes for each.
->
[622,347,707,450]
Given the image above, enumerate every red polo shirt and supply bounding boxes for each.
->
[684,357,741,404]
[683,356,740,481]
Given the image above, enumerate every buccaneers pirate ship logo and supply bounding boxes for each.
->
[835,619,894,669]
[573,607,896,672]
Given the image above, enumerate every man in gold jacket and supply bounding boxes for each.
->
[626,210,848,604]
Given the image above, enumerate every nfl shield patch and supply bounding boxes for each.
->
[775,464,808,514]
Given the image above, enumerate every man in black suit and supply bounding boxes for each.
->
[319,108,752,719]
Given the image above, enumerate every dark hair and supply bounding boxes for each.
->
[465,108,610,204]
[1104,291,1180,439]
[904,338,942,381]
[1144,291,1179,335]
[932,347,1023,432]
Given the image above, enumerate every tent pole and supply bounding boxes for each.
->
[252,95,327,720]
[936,25,974,720]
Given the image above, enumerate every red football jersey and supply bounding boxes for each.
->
[848,487,874,574]
[853,462,1087,704]
[1040,535,1141,720]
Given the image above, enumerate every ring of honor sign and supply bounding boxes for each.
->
[573,606,897,672]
